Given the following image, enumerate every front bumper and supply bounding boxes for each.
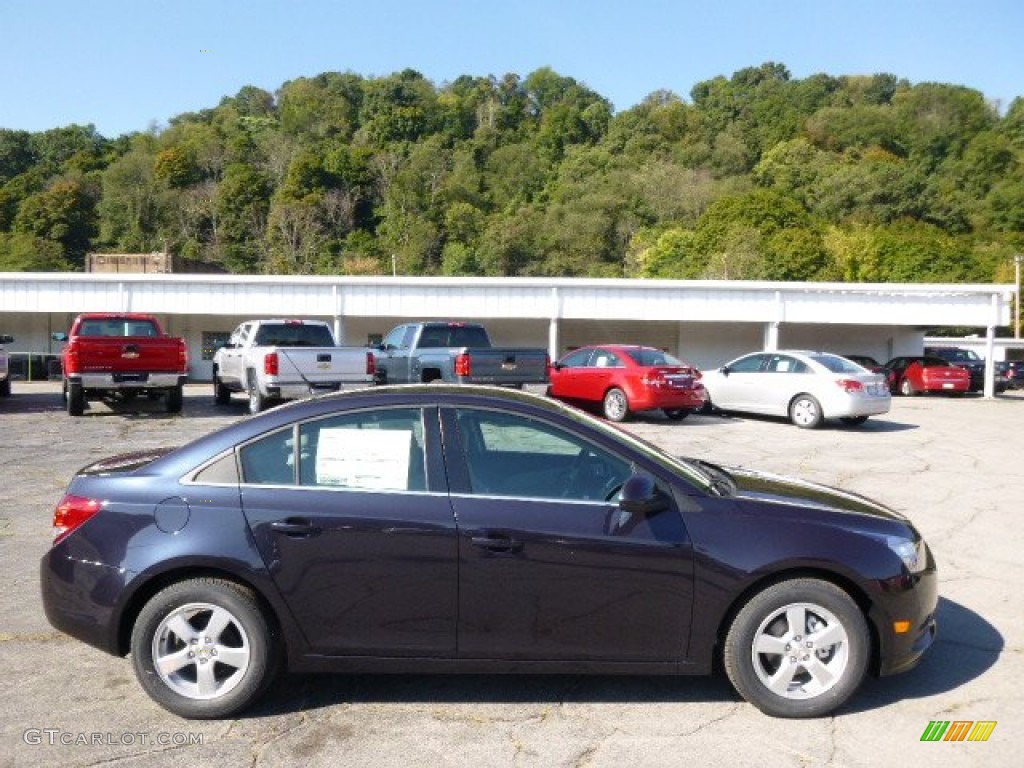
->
[872,561,939,676]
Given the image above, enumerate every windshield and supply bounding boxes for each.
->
[810,353,866,374]
[624,348,686,367]
[254,323,335,347]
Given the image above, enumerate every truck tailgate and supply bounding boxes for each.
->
[463,348,549,384]
[274,348,372,385]
[73,338,183,373]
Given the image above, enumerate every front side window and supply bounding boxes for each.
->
[559,348,593,368]
[454,409,631,501]
[727,354,767,373]
[239,408,427,491]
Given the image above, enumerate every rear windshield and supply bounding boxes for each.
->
[623,348,685,367]
[77,318,160,337]
[253,323,335,347]
[417,325,490,348]
[809,353,865,374]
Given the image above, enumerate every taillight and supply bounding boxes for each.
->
[837,378,864,393]
[264,352,279,376]
[454,353,471,377]
[64,342,80,374]
[52,494,101,544]
[178,342,188,372]
[365,351,376,376]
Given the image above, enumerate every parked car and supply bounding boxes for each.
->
[923,346,1008,392]
[41,385,936,720]
[701,350,891,428]
[213,319,376,414]
[373,321,549,388]
[56,313,189,416]
[548,344,707,421]
[841,354,887,374]
[0,333,12,397]
[883,356,971,396]
[1005,360,1024,390]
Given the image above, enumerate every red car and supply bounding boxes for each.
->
[883,355,971,396]
[548,344,707,421]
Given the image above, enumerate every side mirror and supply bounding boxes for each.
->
[552,361,564,371]
[0,334,13,344]
[720,365,730,377]
[618,474,670,516]
[51,332,67,342]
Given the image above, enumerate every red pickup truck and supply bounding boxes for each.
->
[58,313,189,416]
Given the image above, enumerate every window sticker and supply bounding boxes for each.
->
[315,428,412,490]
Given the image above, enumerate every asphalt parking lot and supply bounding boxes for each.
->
[1,382,1020,768]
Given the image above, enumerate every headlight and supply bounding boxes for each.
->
[887,536,927,574]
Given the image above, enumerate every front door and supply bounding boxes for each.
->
[443,407,693,663]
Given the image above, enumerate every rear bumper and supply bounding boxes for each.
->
[71,373,187,390]
[265,378,374,400]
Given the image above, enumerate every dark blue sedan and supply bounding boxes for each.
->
[41,385,937,719]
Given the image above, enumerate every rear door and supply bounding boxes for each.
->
[443,406,693,663]
[239,405,457,657]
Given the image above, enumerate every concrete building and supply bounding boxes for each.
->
[0,272,1016,396]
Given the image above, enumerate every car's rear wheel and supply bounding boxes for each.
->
[723,578,870,718]
[789,394,823,429]
[664,408,691,421]
[899,378,917,397]
[247,371,265,414]
[602,387,629,422]
[165,385,183,414]
[131,578,278,719]
[66,382,85,416]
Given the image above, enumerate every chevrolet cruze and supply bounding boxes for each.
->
[41,385,936,719]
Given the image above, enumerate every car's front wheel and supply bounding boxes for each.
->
[723,578,870,718]
[131,578,279,719]
[899,378,917,397]
[213,367,231,405]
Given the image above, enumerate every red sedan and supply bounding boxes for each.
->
[883,356,971,396]
[548,345,707,421]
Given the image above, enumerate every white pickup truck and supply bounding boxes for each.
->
[212,319,376,413]
[0,333,12,398]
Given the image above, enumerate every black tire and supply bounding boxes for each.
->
[899,377,917,397]
[0,377,10,397]
[664,408,691,421]
[247,371,265,415]
[602,387,630,422]
[213,368,231,405]
[67,381,85,416]
[131,578,279,719]
[839,415,868,426]
[166,384,183,414]
[723,578,870,718]
[789,394,823,429]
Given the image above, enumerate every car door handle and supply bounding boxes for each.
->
[270,518,322,537]
[470,534,524,554]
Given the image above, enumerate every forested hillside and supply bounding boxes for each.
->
[1,63,1022,283]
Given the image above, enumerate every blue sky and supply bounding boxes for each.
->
[2,0,1022,137]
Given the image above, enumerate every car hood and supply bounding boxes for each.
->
[679,456,908,524]
[727,465,907,522]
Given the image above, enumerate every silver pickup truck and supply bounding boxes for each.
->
[373,322,549,387]
[213,319,376,413]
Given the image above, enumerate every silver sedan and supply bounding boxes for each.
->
[701,350,891,428]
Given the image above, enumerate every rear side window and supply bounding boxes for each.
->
[239,408,427,491]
